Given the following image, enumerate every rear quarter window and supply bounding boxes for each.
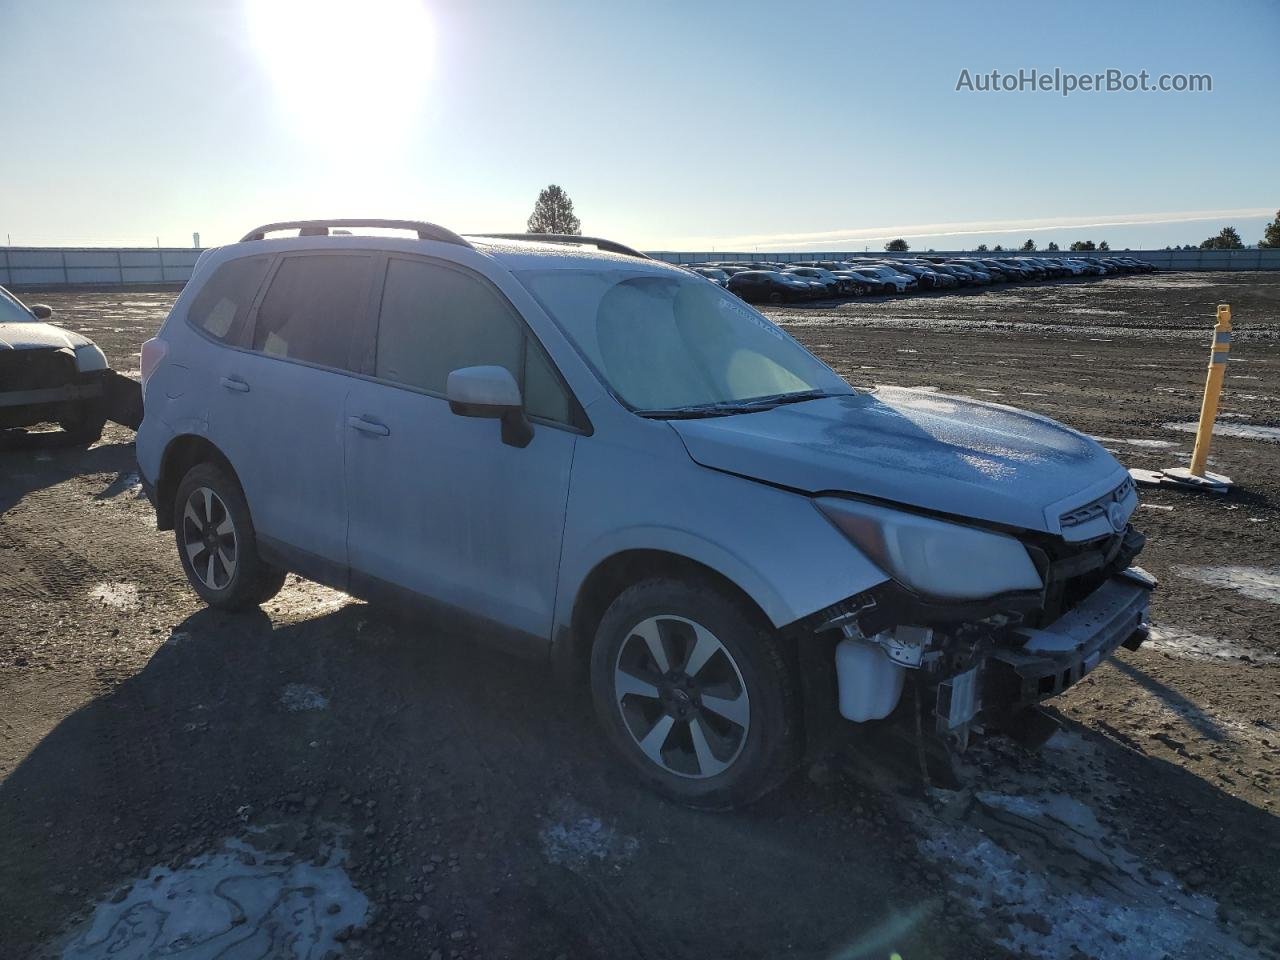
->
[186,256,272,344]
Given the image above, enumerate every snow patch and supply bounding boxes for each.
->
[279,683,328,712]
[120,472,144,496]
[915,789,1254,960]
[1174,565,1280,604]
[60,837,367,960]
[88,582,140,610]
[1147,626,1277,663]
[539,802,638,872]
[1093,436,1181,449]
[1163,421,1280,443]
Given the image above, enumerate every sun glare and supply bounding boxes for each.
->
[246,0,433,140]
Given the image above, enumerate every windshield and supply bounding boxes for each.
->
[0,286,36,323]
[516,268,850,413]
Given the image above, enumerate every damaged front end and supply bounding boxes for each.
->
[801,523,1153,751]
[0,346,105,429]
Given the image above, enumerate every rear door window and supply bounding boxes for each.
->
[187,255,272,344]
[251,254,374,369]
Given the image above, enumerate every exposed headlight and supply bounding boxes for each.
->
[815,497,1043,600]
[74,343,109,373]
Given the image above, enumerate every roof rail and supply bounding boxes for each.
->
[469,233,650,260]
[239,219,472,247]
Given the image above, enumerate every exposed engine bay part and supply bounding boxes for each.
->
[936,665,981,748]
[823,563,1155,751]
[835,639,905,722]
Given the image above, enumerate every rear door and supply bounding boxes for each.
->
[210,252,376,582]
[343,255,579,648]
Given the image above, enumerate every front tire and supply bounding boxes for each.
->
[590,578,801,809]
[173,462,286,610]
[59,403,106,446]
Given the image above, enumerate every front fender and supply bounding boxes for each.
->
[554,431,891,638]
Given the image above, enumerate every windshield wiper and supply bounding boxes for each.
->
[634,405,744,419]
[635,390,833,419]
[738,389,831,409]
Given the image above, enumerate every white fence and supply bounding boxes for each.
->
[3,244,1277,289]
[0,247,202,287]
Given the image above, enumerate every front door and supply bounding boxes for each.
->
[343,255,578,647]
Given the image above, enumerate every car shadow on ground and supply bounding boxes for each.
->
[0,436,137,517]
[2,598,1274,959]
[0,601,954,960]
[1107,658,1233,742]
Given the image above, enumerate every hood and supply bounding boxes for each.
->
[0,321,93,352]
[669,387,1131,536]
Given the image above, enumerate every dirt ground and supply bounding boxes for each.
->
[1,272,1277,960]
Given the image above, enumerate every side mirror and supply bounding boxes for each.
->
[446,365,533,448]
[30,304,53,320]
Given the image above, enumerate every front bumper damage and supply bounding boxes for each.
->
[985,568,1153,718]
[0,346,106,430]
[799,527,1154,754]
[936,566,1154,745]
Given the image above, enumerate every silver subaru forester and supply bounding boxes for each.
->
[137,219,1153,808]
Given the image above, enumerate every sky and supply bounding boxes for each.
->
[1,0,1277,252]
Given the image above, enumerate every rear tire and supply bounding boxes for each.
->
[768,291,784,304]
[590,578,801,809]
[173,462,287,610]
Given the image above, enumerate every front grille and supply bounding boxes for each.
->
[0,348,78,392]
[1060,476,1135,531]
[1024,526,1144,627]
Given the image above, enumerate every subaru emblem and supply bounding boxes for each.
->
[1107,502,1127,533]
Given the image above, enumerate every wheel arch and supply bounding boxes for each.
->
[155,434,238,530]
[556,548,775,687]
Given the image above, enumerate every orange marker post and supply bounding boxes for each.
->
[1188,304,1232,477]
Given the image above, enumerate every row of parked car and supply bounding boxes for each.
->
[683,255,1156,303]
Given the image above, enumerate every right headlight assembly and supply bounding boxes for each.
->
[815,496,1043,601]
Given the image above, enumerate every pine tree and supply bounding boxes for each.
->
[1020,238,1036,251]
[527,184,581,235]
[1046,241,1060,251]
[885,238,909,252]
[1258,211,1280,248]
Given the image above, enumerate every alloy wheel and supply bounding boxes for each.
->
[612,615,750,779]
[181,486,238,590]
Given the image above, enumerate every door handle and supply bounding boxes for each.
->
[219,376,250,393]
[347,416,390,437]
